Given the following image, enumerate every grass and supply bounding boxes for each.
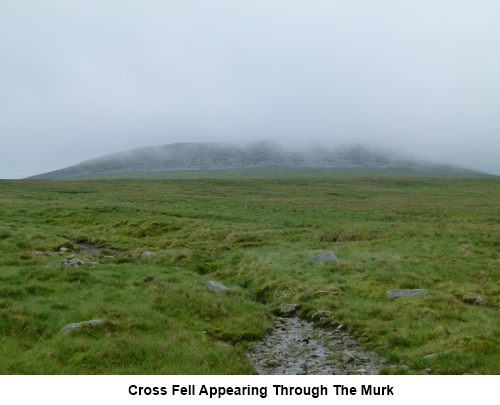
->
[0,174,499,374]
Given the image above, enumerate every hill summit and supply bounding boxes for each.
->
[28,142,482,179]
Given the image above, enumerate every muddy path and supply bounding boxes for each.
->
[247,317,388,375]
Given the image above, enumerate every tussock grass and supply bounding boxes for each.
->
[0,175,499,373]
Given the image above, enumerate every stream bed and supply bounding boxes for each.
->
[247,317,388,375]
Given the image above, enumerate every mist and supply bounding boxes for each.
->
[1,1,499,178]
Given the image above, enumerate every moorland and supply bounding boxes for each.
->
[0,170,499,374]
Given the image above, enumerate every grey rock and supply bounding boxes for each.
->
[311,310,333,320]
[205,280,229,292]
[61,319,103,334]
[310,252,339,262]
[61,257,85,267]
[342,352,355,363]
[423,368,433,374]
[60,247,68,252]
[386,289,428,298]
[423,350,451,359]
[475,296,483,304]
[142,251,156,257]
[316,290,338,295]
[279,304,298,315]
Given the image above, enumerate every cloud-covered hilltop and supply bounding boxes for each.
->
[27,142,484,180]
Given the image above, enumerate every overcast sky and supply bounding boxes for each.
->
[1,1,499,178]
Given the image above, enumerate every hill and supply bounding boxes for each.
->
[27,142,484,179]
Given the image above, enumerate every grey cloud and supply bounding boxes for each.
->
[1,1,499,178]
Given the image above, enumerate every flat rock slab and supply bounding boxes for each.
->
[142,251,156,257]
[205,280,228,292]
[61,319,103,334]
[386,289,428,298]
[310,252,339,262]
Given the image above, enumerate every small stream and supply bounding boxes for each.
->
[247,317,387,375]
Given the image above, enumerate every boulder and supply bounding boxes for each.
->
[386,289,428,298]
[61,319,103,334]
[205,280,228,292]
[311,310,333,320]
[279,304,298,315]
[142,251,156,258]
[61,258,85,267]
[310,252,339,262]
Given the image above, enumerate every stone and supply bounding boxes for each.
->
[311,310,333,320]
[60,247,68,252]
[386,289,428,298]
[205,280,229,292]
[475,296,483,304]
[316,290,338,295]
[61,319,103,334]
[423,350,451,359]
[309,252,339,262]
[462,292,478,304]
[279,304,298,315]
[142,251,156,257]
[342,352,355,363]
[103,255,114,258]
[61,258,85,267]
[423,368,433,374]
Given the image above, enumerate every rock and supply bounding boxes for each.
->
[279,304,298,315]
[265,359,279,367]
[60,247,68,252]
[423,350,452,359]
[476,296,483,304]
[61,319,103,334]
[423,368,433,374]
[142,251,156,257]
[386,289,428,298]
[462,292,478,304]
[61,258,85,267]
[66,254,76,259]
[205,280,229,292]
[103,255,114,258]
[311,310,333,320]
[342,352,355,363]
[316,290,338,295]
[310,252,339,262]
[399,365,410,371]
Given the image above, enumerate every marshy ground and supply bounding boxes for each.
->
[0,175,499,374]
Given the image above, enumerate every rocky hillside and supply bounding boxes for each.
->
[28,142,482,179]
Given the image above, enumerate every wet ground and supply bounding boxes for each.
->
[247,317,387,375]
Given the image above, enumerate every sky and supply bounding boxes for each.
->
[1,0,499,178]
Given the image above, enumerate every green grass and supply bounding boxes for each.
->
[0,174,499,374]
